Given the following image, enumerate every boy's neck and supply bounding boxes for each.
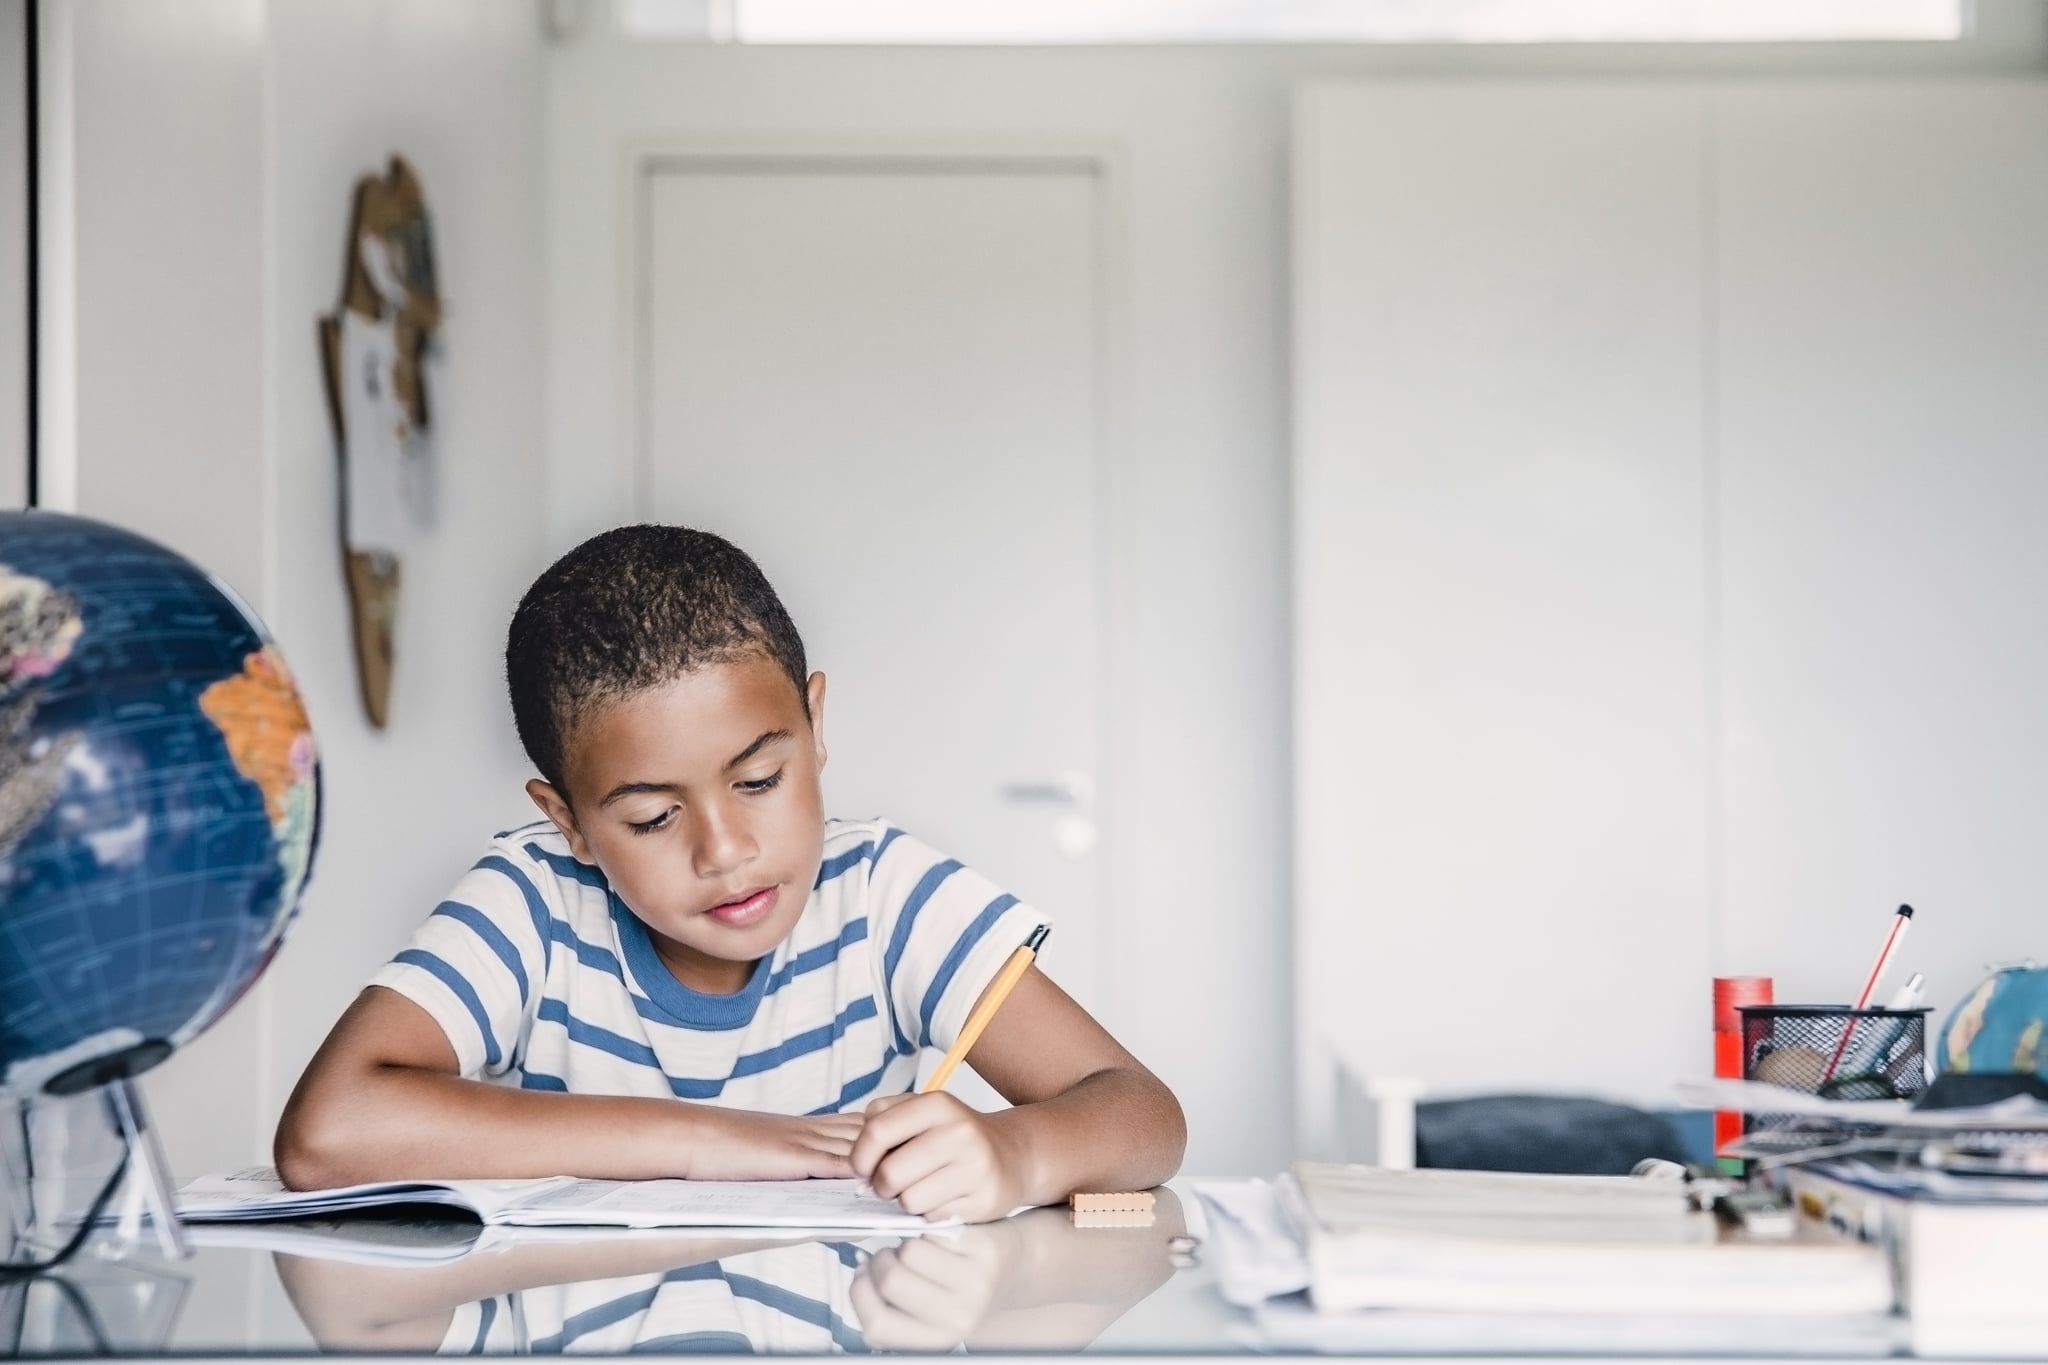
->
[653,939,758,996]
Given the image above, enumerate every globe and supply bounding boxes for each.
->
[0,510,319,1099]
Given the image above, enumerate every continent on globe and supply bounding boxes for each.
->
[199,645,318,900]
[0,567,83,680]
[0,568,85,857]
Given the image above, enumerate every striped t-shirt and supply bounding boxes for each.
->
[370,818,1044,1115]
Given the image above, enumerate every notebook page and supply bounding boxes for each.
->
[499,1177,943,1230]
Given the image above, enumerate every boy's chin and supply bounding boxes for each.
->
[687,900,802,955]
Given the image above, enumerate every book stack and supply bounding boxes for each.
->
[1292,1160,1886,1316]
[1195,1161,1897,1355]
[1785,1158,2048,1358]
[1686,1069,2048,1353]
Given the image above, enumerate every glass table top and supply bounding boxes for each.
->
[5,1187,1244,1358]
[5,1181,2037,1360]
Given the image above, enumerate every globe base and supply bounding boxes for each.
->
[4,1076,189,1274]
[43,1041,175,1098]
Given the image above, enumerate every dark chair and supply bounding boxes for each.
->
[1414,1094,1693,1176]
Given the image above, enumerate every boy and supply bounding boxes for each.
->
[276,525,1184,1223]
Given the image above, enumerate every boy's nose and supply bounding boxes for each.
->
[688,800,755,878]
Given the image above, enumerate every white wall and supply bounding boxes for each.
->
[37,0,547,1179]
[39,0,268,570]
[1293,83,1712,1144]
[0,0,24,507]
[545,9,2048,1178]
[256,0,550,1178]
[1713,84,2048,1009]
[1294,79,2048,1152]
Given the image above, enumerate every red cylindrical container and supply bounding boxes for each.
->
[1713,975,1773,1173]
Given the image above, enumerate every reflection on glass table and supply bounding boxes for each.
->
[24,1173,2010,1361]
[7,1188,1195,1357]
[275,1192,1183,1356]
[2,1255,189,1357]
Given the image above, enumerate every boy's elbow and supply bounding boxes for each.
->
[1120,1067,1186,1185]
[274,1085,356,1191]
[273,1118,332,1192]
[1154,1083,1189,1180]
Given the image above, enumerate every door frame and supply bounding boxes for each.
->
[616,137,1139,1026]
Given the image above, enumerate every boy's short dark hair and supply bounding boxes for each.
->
[506,524,809,791]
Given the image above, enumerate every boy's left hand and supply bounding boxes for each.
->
[851,1092,1031,1224]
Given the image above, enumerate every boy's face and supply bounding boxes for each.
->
[527,654,829,995]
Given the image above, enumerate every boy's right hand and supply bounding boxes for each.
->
[685,1108,866,1181]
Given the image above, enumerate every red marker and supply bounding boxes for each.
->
[1820,904,1914,1085]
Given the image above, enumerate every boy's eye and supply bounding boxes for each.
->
[627,808,677,835]
[737,769,784,795]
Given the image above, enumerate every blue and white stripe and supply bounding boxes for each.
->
[446,1238,882,1354]
[370,818,1042,1117]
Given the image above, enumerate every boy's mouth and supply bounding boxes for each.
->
[705,885,778,928]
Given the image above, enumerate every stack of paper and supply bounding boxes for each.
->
[1293,1160,1704,1244]
[1193,1160,1891,1323]
[1677,1078,2048,1133]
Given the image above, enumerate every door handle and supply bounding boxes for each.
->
[1000,769,1094,806]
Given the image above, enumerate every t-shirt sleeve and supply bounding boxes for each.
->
[864,827,1048,1058]
[367,847,553,1079]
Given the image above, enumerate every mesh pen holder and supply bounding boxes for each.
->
[1737,1004,1930,1158]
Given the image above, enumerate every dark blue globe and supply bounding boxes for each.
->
[0,510,319,1098]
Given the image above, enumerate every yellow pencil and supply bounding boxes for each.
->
[922,924,1050,1093]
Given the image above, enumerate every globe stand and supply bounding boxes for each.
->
[104,1080,188,1262]
[3,1078,184,1269]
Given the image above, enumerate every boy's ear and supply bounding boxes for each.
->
[526,778,595,864]
[805,670,828,771]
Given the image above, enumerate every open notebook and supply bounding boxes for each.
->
[172,1167,941,1232]
[174,1213,870,1268]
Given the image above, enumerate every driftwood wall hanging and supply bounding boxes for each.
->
[319,156,441,729]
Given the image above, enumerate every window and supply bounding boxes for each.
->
[617,0,1967,45]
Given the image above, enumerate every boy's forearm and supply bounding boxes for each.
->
[277,1233,806,1338]
[988,1066,1186,1209]
[277,1064,709,1188]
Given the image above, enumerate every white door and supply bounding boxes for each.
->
[636,155,1111,1099]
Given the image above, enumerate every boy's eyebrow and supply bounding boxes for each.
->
[598,781,678,809]
[723,729,792,772]
[595,730,793,808]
